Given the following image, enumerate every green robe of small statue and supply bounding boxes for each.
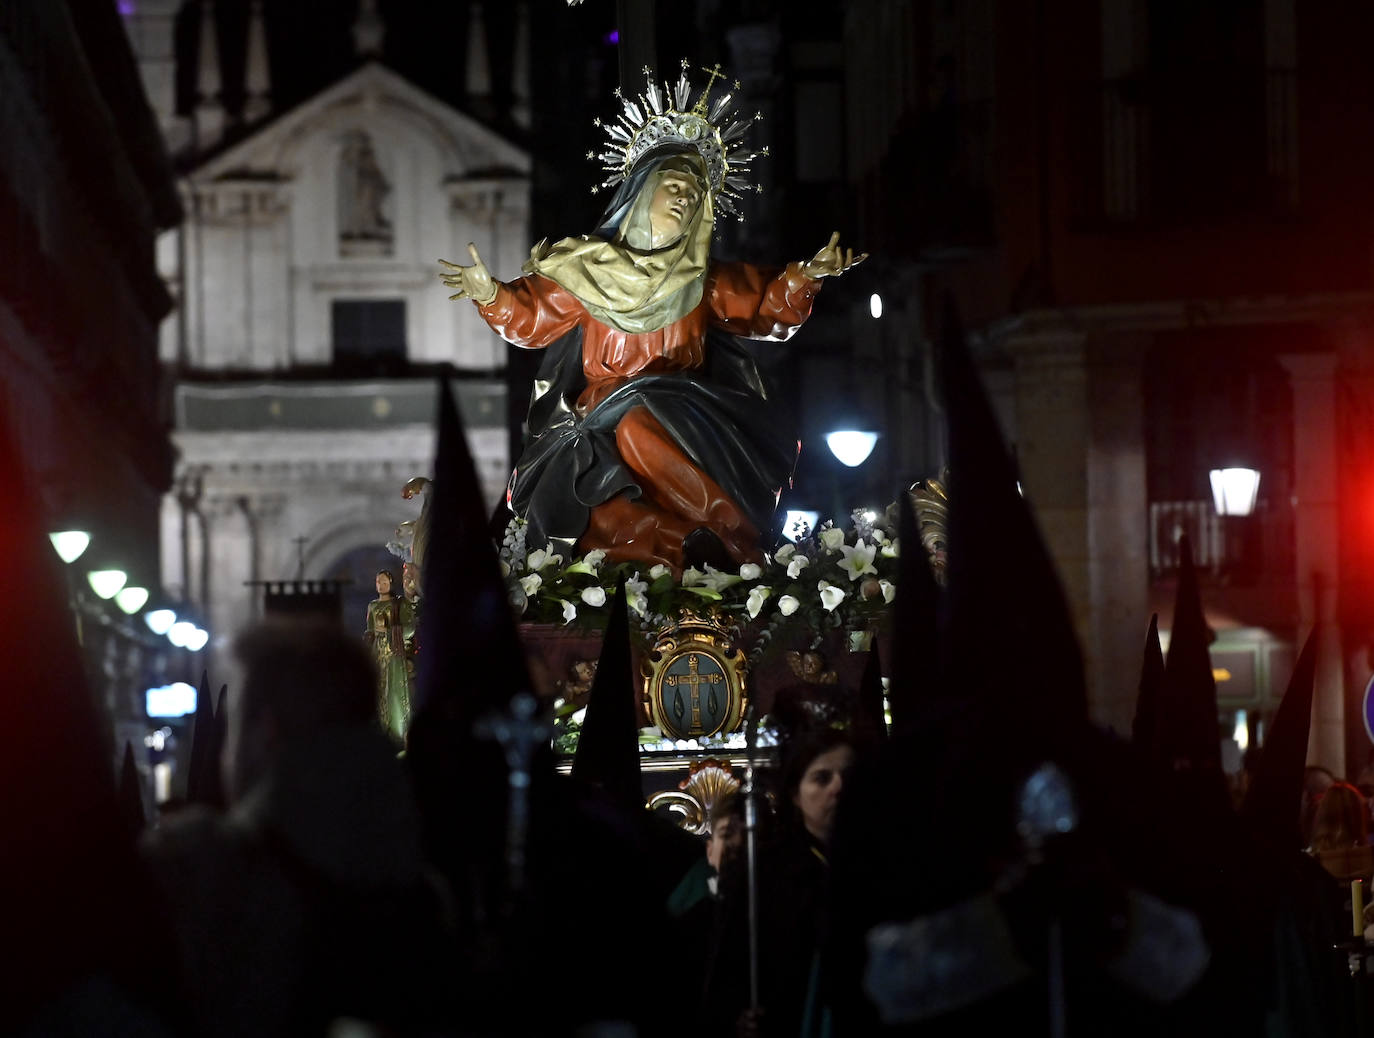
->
[364,592,416,741]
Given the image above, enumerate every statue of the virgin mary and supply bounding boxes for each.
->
[441,65,864,572]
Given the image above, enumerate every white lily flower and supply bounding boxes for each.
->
[774,543,796,563]
[879,579,896,603]
[581,586,607,607]
[819,527,846,552]
[881,538,900,558]
[818,580,846,612]
[570,707,587,725]
[871,529,889,544]
[624,572,649,617]
[746,585,772,619]
[739,562,762,581]
[560,599,577,624]
[700,565,742,592]
[583,549,607,572]
[778,594,800,616]
[648,563,671,580]
[681,566,705,587]
[519,573,543,596]
[838,539,879,581]
[528,548,563,571]
[786,556,810,579]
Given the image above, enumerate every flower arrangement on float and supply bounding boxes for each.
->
[497,506,902,641]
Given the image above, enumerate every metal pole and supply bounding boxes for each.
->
[743,705,761,1009]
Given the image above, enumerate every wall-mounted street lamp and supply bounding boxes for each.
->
[168,619,209,652]
[826,430,879,468]
[87,569,129,600]
[48,530,91,564]
[114,586,150,615]
[145,608,177,636]
[1209,467,1261,517]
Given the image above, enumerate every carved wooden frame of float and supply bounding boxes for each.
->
[641,608,748,742]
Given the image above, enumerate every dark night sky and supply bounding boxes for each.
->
[172,0,620,126]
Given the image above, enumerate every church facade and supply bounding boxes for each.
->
[122,1,530,660]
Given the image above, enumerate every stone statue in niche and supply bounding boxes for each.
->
[338,130,393,256]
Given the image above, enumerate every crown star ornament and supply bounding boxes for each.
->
[590,62,766,218]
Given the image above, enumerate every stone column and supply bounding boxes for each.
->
[1004,314,1149,733]
[1279,351,1344,775]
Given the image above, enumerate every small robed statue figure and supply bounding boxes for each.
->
[440,62,864,575]
[363,569,416,742]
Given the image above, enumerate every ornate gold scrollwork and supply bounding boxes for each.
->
[646,758,742,834]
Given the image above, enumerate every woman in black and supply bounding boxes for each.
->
[703,728,856,1037]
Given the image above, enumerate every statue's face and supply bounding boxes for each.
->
[647,170,702,247]
[376,572,392,596]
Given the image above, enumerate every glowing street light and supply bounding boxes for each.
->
[167,620,196,648]
[87,569,128,600]
[185,627,210,652]
[826,430,879,468]
[1209,467,1261,517]
[114,586,150,615]
[782,509,820,542]
[48,530,91,564]
[145,608,177,636]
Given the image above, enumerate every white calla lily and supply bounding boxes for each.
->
[746,585,772,619]
[580,586,607,607]
[700,565,742,592]
[786,556,810,579]
[739,562,762,581]
[818,580,846,612]
[778,594,801,616]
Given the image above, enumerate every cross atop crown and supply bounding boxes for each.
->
[692,62,728,117]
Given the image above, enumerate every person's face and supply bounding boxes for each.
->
[647,171,702,247]
[375,572,392,596]
[706,815,744,872]
[793,744,854,843]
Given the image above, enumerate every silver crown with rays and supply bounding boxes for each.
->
[587,59,768,218]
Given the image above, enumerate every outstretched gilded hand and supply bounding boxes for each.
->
[438,243,497,305]
[802,231,868,279]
